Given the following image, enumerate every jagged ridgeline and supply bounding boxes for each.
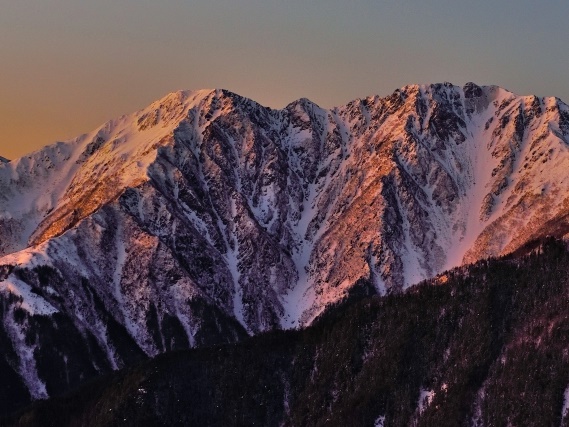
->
[1,83,569,415]
[4,238,569,426]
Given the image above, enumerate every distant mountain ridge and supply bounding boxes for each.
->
[1,83,569,406]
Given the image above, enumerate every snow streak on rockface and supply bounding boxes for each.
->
[1,83,569,399]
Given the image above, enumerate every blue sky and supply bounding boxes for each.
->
[1,0,568,158]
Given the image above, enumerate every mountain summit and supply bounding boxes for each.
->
[1,83,569,402]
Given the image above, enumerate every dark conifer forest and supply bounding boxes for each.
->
[4,238,569,426]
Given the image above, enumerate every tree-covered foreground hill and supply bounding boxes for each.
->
[5,238,569,427]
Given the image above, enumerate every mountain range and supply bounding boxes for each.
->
[1,82,569,419]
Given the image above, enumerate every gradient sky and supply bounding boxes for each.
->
[1,0,568,160]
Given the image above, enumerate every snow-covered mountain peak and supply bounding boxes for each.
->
[135,89,216,130]
[2,83,569,346]
[285,97,324,111]
[0,89,242,255]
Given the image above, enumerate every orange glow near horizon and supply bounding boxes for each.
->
[1,1,568,160]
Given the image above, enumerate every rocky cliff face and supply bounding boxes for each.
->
[1,83,569,402]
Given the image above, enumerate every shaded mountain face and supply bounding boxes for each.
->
[6,238,569,427]
[1,83,569,403]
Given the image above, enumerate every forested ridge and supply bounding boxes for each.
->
[4,238,569,426]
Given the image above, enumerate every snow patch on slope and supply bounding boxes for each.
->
[374,415,386,427]
[417,388,435,414]
[0,242,57,315]
[0,241,52,269]
[562,384,569,423]
[2,312,49,399]
[0,275,58,316]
